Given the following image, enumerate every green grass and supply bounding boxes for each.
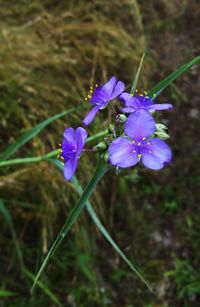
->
[1,0,200,306]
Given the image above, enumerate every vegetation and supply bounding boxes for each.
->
[0,0,200,306]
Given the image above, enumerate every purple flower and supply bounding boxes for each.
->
[61,127,88,181]
[83,76,125,126]
[120,93,173,114]
[108,110,172,170]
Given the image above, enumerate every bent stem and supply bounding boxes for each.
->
[31,158,110,293]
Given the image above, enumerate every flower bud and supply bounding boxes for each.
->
[100,151,109,162]
[156,123,168,133]
[93,142,107,151]
[108,124,115,133]
[116,114,127,123]
[155,131,170,140]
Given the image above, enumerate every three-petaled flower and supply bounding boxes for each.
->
[83,76,125,126]
[108,110,172,170]
[120,92,173,114]
[61,127,88,180]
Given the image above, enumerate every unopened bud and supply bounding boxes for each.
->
[108,124,115,133]
[155,131,170,140]
[116,114,127,123]
[93,142,107,151]
[100,152,109,162]
[156,123,168,133]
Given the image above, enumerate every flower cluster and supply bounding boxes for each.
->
[59,76,173,180]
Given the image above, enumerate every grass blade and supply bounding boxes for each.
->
[0,150,58,167]
[0,289,16,298]
[0,106,86,161]
[23,269,63,307]
[31,159,110,292]
[148,55,200,98]
[71,176,152,292]
[51,159,152,291]
[131,53,145,95]
[0,199,24,267]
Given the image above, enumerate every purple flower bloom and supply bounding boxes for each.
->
[83,76,125,126]
[108,110,172,170]
[61,127,88,181]
[120,93,173,114]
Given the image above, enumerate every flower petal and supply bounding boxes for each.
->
[83,106,100,126]
[76,127,88,153]
[62,127,77,159]
[148,103,173,111]
[90,87,105,105]
[63,127,76,145]
[120,93,138,108]
[121,107,136,113]
[63,156,78,181]
[110,81,125,99]
[108,137,138,168]
[141,138,172,170]
[101,76,117,96]
[124,110,156,140]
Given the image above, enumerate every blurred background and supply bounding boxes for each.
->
[0,0,200,306]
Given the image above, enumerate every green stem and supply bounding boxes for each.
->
[86,129,109,143]
[0,130,109,168]
[31,159,110,292]
[0,150,58,167]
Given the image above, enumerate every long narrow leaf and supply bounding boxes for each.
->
[0,150,58,167]
[23,269,62,307]
[148,55,200,98]
[0,289,16,298]
[131,53,145,95]
[71,176,152,292]
[0,106,86,161]
[0,199,24,267]
[51,159,152,291]
[31,159,110,292]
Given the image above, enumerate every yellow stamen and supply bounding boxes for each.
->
[142,137,146,141]
[138,154,142,159]
[147,142,151,145]
[133,150,136,153]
